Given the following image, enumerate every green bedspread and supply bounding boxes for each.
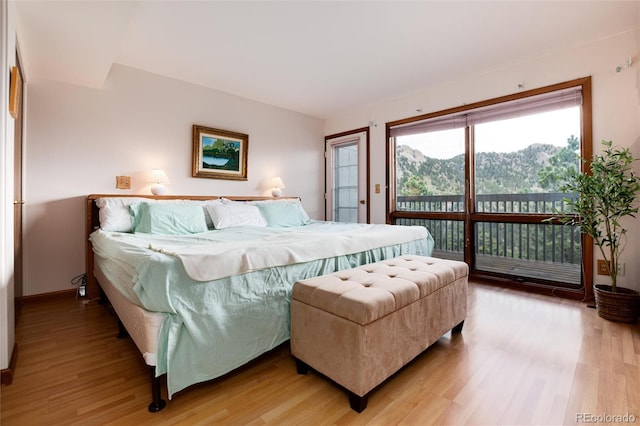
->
[91,221,434,397]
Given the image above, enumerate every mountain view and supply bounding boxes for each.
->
[396,137,579,196]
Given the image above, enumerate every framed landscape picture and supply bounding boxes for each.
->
[8,66,22,119]
[192,125,248,180]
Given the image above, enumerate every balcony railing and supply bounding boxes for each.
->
[395,193,581,285]
[397,192,576,214]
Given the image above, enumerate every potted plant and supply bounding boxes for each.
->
[556,140,640,322]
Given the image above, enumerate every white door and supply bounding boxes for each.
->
[325,130,368,223]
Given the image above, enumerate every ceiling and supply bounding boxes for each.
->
[15,1,639,119]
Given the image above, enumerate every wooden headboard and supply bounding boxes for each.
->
[85,194,297,300]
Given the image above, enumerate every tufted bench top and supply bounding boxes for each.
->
[292,255,468,326]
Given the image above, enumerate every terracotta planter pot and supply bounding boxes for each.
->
[594,284,640,323]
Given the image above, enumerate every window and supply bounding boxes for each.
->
[332,142,358,223]
[387,77,593,298]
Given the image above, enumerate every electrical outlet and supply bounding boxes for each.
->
[116,176,131,189]
[597,259,610,275]
[595,260,625,276]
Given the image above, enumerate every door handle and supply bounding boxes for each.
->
[359,200,366,205]
[14,200,25,205]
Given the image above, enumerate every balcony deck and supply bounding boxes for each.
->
[475,254,581,285]
[433,249,581,285]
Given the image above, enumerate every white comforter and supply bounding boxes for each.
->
[91,220,430,282]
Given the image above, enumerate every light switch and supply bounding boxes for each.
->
[116,176,131,189]
[375,184,381,194]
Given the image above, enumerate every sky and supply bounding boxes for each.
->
[398,107,580,159]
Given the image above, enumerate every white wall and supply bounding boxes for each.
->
[1,0,18,371]
[23,64,325,296]
[325,30,640,292]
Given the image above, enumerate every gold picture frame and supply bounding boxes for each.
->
[192,125,248,180]
[8,66,21,119]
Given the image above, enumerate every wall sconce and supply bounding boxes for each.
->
[271,176,286,197]
[149,169,170,195]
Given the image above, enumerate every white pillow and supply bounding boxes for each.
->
[96,197,150,232]
[95,197,223,232]
[205,202,267,229]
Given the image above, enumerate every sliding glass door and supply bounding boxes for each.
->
[394,127,466,261]
[473,108,581,284]
[387,78,592,294]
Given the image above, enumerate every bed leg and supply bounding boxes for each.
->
[116,319,129,339]
[148,367,166,413]
[452,320,465,334]
[98,287,108,305]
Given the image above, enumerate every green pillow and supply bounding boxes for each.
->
[129,202,208,235]
[255,200,311,227]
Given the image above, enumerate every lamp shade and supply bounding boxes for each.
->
[272,176,285,189]
[149,169,170,184]
[271,176,285,197]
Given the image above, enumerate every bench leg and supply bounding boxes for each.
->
[295,358,310,375]
[348,391,368,413]
[295,357,368,412]
[452,320,465,334]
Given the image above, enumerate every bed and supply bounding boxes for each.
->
[85,194,435,412]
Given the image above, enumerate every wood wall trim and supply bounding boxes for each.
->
[470,273,590,301]
[22,289,76,303]
[0,343,18,385]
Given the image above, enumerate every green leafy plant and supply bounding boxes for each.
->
[555,140,640,292]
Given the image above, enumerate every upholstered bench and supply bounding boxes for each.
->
[290,255,468,412]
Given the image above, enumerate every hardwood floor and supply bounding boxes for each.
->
[1,282,639,425]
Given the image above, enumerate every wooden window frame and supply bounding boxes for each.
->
[386,77,593,301]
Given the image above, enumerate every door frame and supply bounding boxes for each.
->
[324,127,370,223]
[13,50,24,322]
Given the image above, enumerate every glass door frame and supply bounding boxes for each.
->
[325,127,370,223]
